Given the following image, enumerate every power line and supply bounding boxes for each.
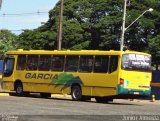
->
[0,29,29,32]
[0,10,50,33]
[0,10,48,17]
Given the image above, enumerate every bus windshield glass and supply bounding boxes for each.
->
[122,54,151,72]
[4,58,14,76]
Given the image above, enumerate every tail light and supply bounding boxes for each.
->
[120,78,124,85]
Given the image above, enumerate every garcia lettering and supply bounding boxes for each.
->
[25,73,58,80]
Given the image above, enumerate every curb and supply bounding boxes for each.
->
[0,89,12,96]
[51,94,71,98]
[0,93,9,96]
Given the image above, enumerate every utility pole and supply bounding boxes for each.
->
[120,0,127,51]
[120,0,153,51]
[57,0,64,50]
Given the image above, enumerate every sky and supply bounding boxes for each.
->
[0,0,59,34]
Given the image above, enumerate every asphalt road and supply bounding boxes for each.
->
[0,94,159,121]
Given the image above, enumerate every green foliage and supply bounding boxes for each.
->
[148,35,160,56]
[15,0,158,52]
[148,35,160,68]
[62,20,84,49]
[0,30,17,59]
[17,30,56,50]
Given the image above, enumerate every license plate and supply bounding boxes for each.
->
[134,92,139,95]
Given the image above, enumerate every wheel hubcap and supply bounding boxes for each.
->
[17,86,22,94]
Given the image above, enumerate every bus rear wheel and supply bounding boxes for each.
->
[71,85,82,101]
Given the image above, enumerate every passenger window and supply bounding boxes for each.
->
[94,56,109,73]
[65,56,79,72]
[38,55,51,71]
[17,55,26,70]
[109,56,118,73]
[26,55,38,70]
[51,56,64,71]
[79,56,93,72]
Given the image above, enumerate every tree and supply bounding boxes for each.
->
[148,35,160,69]
[47,0,157,50]
[17,0,160,54]
[17,29,56,50]
[0,30,17,59]
[46,0,123,50]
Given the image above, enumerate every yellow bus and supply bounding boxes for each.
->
[2,49,151,102]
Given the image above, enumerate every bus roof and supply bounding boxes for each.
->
[5,49,151,56]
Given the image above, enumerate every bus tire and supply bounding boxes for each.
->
[71,85,82,101]
[15,83,23,96]
[40,93,51,98]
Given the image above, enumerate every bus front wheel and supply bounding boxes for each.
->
[71,85,82,101]
[15,83,23,96]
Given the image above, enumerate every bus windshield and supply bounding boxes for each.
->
[3,58,14,76]
[122,54,151,72]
